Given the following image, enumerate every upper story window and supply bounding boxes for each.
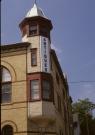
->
[30,80,40,100]
[29,25,37,36]
[50,57,52,70]
[1,67,12,103]
[63,88,66,100]
[64,103,67,123]
[42,80,51,100]
[56,73,59,85]
[59,130,64,135]
[31,49,37,66]
[57,94,62,113]
[2,125,13,135]
[28,73,53,102]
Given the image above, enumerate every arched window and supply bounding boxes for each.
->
[2,125,13,135]
[1,67,12,103]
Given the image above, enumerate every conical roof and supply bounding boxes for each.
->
[26,3,47,18]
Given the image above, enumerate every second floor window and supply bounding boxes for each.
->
[28,73,53,102]
[1,67,12,103]
[42,80,51,100]
[31,49,37,66]
[2,83,11,103]
[30,80,40,100]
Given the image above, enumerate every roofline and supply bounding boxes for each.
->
[1,42,31,51]
[51,49,69,91]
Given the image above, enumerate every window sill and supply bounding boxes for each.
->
[42,99,53,102]
[29,99,41,102]
[1,102,13,106]
[27,34,39,37]
[29,99,53,102]
[31,65,37,67]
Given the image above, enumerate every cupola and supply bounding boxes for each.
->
[19,2,53,41]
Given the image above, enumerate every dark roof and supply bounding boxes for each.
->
[1,42,30,51]
[51,49,69,91]
[19,16,53,30]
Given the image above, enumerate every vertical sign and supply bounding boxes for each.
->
[40,36,50,73]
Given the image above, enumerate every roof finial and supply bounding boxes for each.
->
[34,0,37,5]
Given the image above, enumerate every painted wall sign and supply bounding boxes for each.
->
[40,36,50,73]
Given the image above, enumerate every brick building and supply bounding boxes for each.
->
[1,2,73,135]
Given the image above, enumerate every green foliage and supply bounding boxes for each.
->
[72,98,95,114]
[72,98,95,135]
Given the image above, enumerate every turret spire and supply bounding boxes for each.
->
[25,1,47,18]
[34,0,37,5]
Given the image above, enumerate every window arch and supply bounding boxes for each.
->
[1,66,12,103]
[2,125,13,135]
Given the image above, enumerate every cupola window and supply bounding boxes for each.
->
[29,25,37,36]
[40,28,48,37]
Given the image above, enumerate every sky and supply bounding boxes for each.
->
[1,0,95,105]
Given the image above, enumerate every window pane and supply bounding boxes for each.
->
[31,91,39,99]
[58,94,61,112]
[31,50,37,66]
[30,80,39,100]
[43,80,51,99]
[2,84,11,93]
[31,80,39,89]
[30,25,37,31]
[32,53,36,59]
[43,81,50,89]
[29,25,37,36]
[2,83,11,103]
[2,125,13,135]
[56,73,59,85]
[31,55,36,65]
[2,68,11,82]
[2,93,11,103]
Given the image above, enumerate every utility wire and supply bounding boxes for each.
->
[69,81,95,83]
[68,80,95,84]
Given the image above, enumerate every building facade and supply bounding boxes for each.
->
[1,2,73,135]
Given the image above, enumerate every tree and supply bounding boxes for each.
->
[72,98,95,135]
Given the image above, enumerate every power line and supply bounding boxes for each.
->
[68,81,95,84]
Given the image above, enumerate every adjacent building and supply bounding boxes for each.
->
[73,113,80,135]
[1,2,73,135]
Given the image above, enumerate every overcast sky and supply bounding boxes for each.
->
[1,0,95,104]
